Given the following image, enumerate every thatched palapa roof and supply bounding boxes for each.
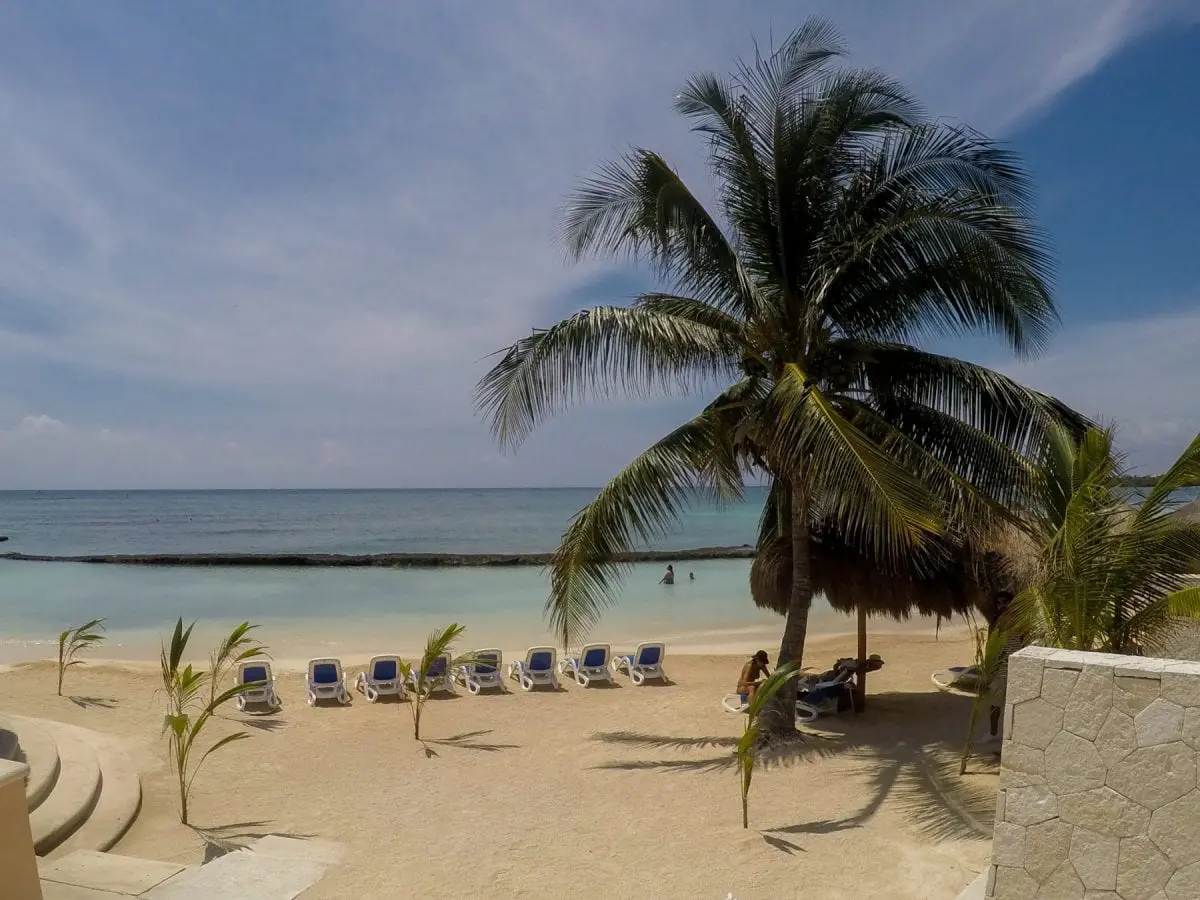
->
[750,520,1033,622]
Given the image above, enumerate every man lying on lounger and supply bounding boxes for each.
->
[736,650,771,702]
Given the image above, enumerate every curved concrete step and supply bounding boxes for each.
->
[48,729,143,857]
[28,720,102,855]
[0,713,62,811]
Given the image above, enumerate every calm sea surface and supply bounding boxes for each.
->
[0,488,766,556]
[0,488,790,662]
[1,487,1194,663]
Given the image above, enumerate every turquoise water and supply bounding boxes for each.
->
[5,487,1193,663]
[0,488,802,661]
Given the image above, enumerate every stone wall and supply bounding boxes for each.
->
[986,646,1200,899]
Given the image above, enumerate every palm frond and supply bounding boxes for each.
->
[765,364,941,563]
[833,342,1088,448]
[547,407,744,645]
[475,305,737,451]
[818,123,1054,354]
[562,149,759,317]
[1135,432,1200,525]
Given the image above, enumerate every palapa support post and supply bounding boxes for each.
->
[854,605,868,712]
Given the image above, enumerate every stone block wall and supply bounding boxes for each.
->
[986,646,1200,899]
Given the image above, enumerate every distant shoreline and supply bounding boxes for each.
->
[0,545,756,568]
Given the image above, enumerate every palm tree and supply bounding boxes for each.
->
[1014,426,1200,653]
[476,20,1075,731]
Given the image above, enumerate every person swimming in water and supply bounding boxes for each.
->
[659,565,675,585]
[689,571,695,581]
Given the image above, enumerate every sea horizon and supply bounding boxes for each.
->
[2,485,1194,665]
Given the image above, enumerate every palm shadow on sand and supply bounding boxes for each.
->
[590,690,997,844]
[420,729,520,757]
[191,821,316,862]
[68,696,118,709]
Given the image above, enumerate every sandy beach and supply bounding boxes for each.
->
[0,629,998,899]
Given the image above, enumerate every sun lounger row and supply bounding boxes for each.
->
[231,642,669,708]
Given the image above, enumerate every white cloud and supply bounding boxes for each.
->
[999,309,1200,472]
[13,414,68,437]
[0,2,1193,487]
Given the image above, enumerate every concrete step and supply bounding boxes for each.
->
[953,870,988,900]
[0,713,62,811]
[40,850,186,897]
[49,729,143,858]
[144,836,341,900]
[28,720,103,855]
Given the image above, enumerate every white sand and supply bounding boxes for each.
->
[1,630,997,899]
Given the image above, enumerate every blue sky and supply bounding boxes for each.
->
[0,1,1198,488]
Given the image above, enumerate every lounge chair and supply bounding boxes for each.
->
[612,642,667,685]
[798,677,854,715]
[720,692,819,724]
[931,665,983,696]
[455,649,505,695]
[508,647,559,691]
[354,655,406,702]
[306,658,350,706]
[410,653,456,695]
[559,643,614,687]
[235,659,280,711]
[799,655,884,689]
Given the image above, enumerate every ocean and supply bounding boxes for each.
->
[3,487,1194,664]
[0,488,796,663]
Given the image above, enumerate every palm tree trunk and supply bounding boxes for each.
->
[764,479,813,735]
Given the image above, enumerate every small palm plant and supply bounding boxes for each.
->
[1012,426,1200,654]
[958,625,1012,775]
[396,623,467,742]
[57,618,106,696]
[737,661,802,828]
[160,618,256,825]
[208,622,267,709]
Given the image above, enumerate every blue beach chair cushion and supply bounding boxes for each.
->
[313,664,339,684]
[373,659,398,681]
[582,647,607,667]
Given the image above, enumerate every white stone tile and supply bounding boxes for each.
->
[1058,787,1151,837]
[1070,828,1118,891]
[1135,699,1185,747]
[1118,834,1173,900]
[1106,742,1196,810]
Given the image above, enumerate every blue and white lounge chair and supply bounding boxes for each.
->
[612,642,667,685]
[721,691,819,724]
[307,658,350,706]
[235,659,280,711]
[560,643,613,687]
[799,677,854,715]
[354,655,406,702]
[508,647,559,691]
[411,653,456,695]
[455,649,505,695]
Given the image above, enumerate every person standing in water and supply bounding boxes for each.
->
[659,565,675,585]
